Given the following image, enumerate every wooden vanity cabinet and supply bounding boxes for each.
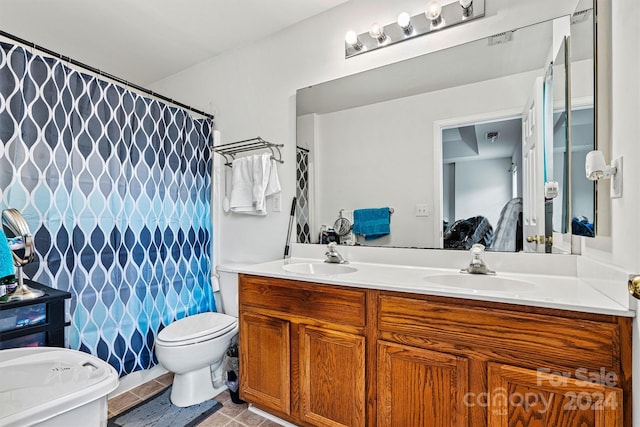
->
[487,363,622,426]
[299,324,366,426]
[239,274,367,427]
[376,291,632,427]
[239,311,291,415]
[377,341,470,426]
[239,275,632,427]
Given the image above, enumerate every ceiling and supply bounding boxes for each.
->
[0,0,349,86]
[443,118,521,164]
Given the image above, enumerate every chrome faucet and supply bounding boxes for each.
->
[461,244,495,275]
[324,242,348,264]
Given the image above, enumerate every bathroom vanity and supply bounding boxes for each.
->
[236,258,633,427]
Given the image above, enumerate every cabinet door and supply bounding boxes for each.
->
[377,340,469,427]
[299,325,366,427]
[488,363,622,427]
[240,311,290,415]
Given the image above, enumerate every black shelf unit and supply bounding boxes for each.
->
[0,280,71,349]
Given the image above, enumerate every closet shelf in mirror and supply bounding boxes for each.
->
[211,137,284,167]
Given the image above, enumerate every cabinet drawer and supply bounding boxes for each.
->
[0,303,46,332]
[240,274,366,327]
[0,331,46,349]
[378,294,621,373]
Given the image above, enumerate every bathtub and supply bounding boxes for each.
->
[0,347,119,426]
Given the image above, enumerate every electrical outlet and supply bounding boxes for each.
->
[415,203,430,217]
[272,194,282,212]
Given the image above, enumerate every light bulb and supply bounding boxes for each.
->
[345,30,363,51]
[459,0,473,17]
[425,1,443,21]
[368,22,386,42]
[345,30,359,46]
[397,12,413,33]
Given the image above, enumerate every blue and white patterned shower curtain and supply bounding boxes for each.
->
[0,41,214,375]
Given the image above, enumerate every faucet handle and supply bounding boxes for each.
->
[470,243,485,256]
[325,242,348,264]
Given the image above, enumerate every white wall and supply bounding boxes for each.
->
[603,1,640,423]
[607,0,640,271]
[443,164,455,223]
[149,0,580,263]
[455,157,512,229]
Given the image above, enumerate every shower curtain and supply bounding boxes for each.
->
[296,147,311,243]
[0,41,214,375]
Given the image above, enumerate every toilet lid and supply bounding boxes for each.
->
[157,312,237,345]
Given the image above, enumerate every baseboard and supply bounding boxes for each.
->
[247,405,299,427]
[108,365,169,399]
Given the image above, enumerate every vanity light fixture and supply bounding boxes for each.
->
[585,150,623,198]
[345,0,485,58]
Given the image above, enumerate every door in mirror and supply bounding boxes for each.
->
[522,77,546,253]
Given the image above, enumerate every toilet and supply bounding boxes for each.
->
[155,270,239,407]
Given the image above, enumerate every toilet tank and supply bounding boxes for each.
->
[218,270,239,317]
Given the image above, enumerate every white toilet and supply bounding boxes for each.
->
[155,271,239,407]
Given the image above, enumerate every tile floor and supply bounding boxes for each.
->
[108,373,282,426]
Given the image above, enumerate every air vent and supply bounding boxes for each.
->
[571,9,592,24]
[488,31,513,46]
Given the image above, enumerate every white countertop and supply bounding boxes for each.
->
[223,257,635,317]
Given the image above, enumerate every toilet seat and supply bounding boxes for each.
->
[156,312,237,347]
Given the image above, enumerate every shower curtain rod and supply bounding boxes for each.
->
[0,29,214,120]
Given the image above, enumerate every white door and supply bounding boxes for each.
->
[522,77,546,253]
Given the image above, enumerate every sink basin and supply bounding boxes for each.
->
[282,263,357,275]
[424,274,535,293]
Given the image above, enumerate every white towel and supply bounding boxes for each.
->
[252,154,272,214]
[229,156,255,213]
[229,154,281,215]
[265,159,281,197]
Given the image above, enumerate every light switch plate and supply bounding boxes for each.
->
[272,194,282,212]
[415,203,430,217]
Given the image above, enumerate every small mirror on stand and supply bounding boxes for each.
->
[0,208,44,302]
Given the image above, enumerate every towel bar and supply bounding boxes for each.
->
[211,137,284,167]
[341,207,394,214]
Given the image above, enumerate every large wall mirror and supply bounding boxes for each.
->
[296,2,595,253]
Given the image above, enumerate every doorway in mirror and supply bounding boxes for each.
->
[441,116,523,252]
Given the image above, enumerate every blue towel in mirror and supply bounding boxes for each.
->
[353,208,391,240]
[0,228,15,279]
